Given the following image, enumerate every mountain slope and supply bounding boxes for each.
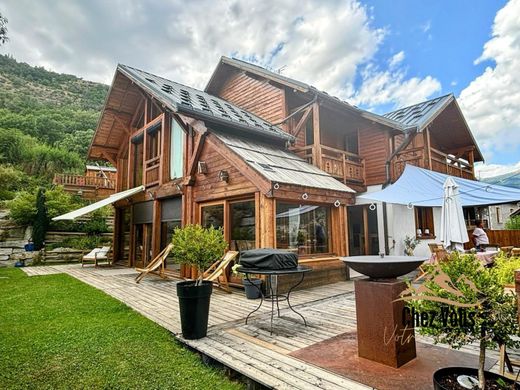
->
[0,55,108,153]
[481,170,520,189]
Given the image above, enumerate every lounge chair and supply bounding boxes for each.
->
[135,243,173,284]
[82,246,111,267]
[203,251,239,293]
[415,243,446,281]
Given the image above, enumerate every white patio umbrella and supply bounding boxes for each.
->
[440,177,469,251]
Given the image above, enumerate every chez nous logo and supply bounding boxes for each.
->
[396,264,484,330]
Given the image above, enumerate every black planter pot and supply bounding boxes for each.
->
[433,367,519,390]
[243,278,262,299]
[176,280,213,340]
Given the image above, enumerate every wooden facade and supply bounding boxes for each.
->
[89,59,484,288]
[53,166,116,200]
[90,65,355,289]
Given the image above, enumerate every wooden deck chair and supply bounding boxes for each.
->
[135,243,173,284]
[203,251,239,293]
[415,244,444,282]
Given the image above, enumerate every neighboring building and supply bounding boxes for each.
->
[87,57,484,284]
[53,165,116,200]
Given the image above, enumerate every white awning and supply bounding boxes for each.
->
[52,186,145,221]
[358,165,520,207]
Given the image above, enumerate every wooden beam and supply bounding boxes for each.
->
[292,105,312,139]
[312,102,322,166]
[424,128,432,169]
[186,130,208,177]
[363,206,369,255]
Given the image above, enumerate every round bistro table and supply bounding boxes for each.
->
[236,265,312,335]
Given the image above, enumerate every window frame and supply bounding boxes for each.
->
[414,206,435,239]
[274,200,333,257]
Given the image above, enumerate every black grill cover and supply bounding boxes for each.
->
[239,248,298,270]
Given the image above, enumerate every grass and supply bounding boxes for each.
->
[0,268,243,390]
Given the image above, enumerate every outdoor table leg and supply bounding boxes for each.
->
[244,273,264,325]
[286,272,307,327]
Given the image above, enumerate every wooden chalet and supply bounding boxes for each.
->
[53,165,116,200]
[88,64,355,287]
[87,57,484,286]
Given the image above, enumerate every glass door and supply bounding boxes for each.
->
[348,205,379,255]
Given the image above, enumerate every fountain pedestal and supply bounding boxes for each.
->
[354,278,416,368]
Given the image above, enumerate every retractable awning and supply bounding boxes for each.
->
[52,185,145,221]
[358,165,520,207]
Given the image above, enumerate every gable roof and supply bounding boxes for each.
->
[206,56,411,132]
[117,64,293,143]
[383,94,453,131]
[213,131,355,194]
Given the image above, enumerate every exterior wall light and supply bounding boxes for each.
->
[218,170,229,183]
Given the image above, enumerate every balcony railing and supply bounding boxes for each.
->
[291,145,365,185]
[144,156,160,187]
[392,147,474,181]
[53,174,115,189]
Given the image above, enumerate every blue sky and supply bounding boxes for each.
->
[0,0,518,176]
[360,0,506,112]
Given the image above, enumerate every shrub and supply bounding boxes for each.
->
[170,224,227,286]
[32,188,47,250]
[47,236,110,251]
[505,215,520,230]
[0,164,33,201]
[7,186,82,227]
[406,253,520,388]
[492,254,520,286]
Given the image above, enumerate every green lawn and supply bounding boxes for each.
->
[0,268,243,389]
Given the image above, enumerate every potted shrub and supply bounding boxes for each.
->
[231,263,262,299]
[406,253,520,389]
[171,224,227,339]
[404,235,420,256]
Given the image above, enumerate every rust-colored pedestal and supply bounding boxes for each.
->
[354,278,416,368]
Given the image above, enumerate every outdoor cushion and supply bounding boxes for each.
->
[239,248,298,270]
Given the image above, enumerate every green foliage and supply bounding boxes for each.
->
[81,216,109,235]
[32,188,47,250]
[47,235,110,251]
[7,186,82,227]
[403,235,420,255]
[407,253,520,388]
[0,13,8,45]
[505,215,520,230]
[171,224,228,282]
[491,254,520,286]
[0,268,243,389]
[0,164,33,200]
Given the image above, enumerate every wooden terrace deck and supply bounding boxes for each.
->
[22,265,508,389]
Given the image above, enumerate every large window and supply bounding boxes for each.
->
[230,200,255,251]
[276,202,330,255]
[201,204,224,229]
[415,207,435,239]
[170,119,185,179]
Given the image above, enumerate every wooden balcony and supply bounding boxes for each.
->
[291,145,365,187]
[144,156,160,187]
[53,174,115,200]
[392,146,474,181]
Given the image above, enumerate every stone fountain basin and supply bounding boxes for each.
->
[341,256,427,279]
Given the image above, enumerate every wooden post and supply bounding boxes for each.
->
[468,149,475,178]
[259,193,275,248]
[424,129,432,170]
[152,199,161,258]
[160,114,169,184]
[312,102,322,168]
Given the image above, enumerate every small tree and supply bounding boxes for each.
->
[32,188,47,250]
[0,13,8,45]
[170,224,227,286]
[406,253,520,389]
[505,215,520,230]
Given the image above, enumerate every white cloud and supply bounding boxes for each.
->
[459,0,520,162]
[0,0,439,112]
[388,51,405,68]
[349,63,441,110]
[475,161,520,179]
